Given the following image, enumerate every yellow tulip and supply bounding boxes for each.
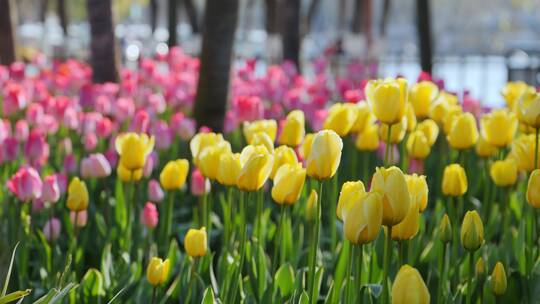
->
[66,177,89,212]
[306,130,343,180]
[301,133,315,160]
[379,116,407,144]
[490,158,518,187]
[336,181,366,221]
[391,201,420,241]
[190,132,225,166]
[406,174,428,212]
[278,110,305,146]
[430,91,458,124]
[405,102,417,132]
[520,122,537,135]
[184,227,207,257]
[355,123,380,151]
[447,112,479,150]
[391,265,430,304]
[509,134,540,172]
[146,257,170,286]
[271,163,306,204]
[417,119,439,146]
[527,169,540,208]
[323,103,358,137]
[366,78,408,125]
[251,132,274,152]
[501,81,529,109]
[343,192,383,245]
[442,164,467,196]
[518,90,540,128]
[271,145,298,179]
[159,159,189,191]
[370,166,410,226]
[237,145,274,191]
[476,257,485,276]
[217,152,242,187]
[480,109,518,147]
[491,262,507,296]
[117,164,142,182]
[461,210,484,252]
[406,130,431,159]
[442,104,463,135]
[243,119,277,144]
[197,141,231,180]
[409,81,439,118]
[115,133,155,170]
[439,214,452,243]
[475,135,498,158]
[350,102,374,133]
[305,189,318,221]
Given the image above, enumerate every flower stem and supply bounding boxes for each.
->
[384,124,393,166]
[228,191,247,304]
[151,286,157,304]
[381,225,393,304]
[344,242,354,303]
[356,244,364,304]
[272,205,286,273]
[437,243,447,304]
[467,251,474,304]
[308,180,324,303]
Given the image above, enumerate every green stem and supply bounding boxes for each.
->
[356,244,364,304]
[256,190,263,243]
[344,242,354,303]
[384,124,393,166]
[151,286,157,304]
[467,251,474,304]
[381,225,393,304]
[437,243,447,304]
[185,258,199,304]
[308,181,324,304]
[272,205,286,273]
[330,174,338,250]
[228,191,247,304]
[398,241,403,267]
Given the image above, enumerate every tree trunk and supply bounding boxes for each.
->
[150,0,158,33]
[183,0,199,34]
[168,0,177,46]
[380,0,391,37]
[351,0,362,33]
[87,0,119,83]
[0,0,17,65]
[57,0,68,35]
[265,0,278,34]
[281,0,301,69]
[194,0,239,132]
[416,0,433,74]
[40,0,49,24]
[306,0,321,34]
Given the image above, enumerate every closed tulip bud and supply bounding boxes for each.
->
[81,153,112,178]
[391,201,420,241]
[197,141,231,180]
[41,175,60,204]
[481,109,518,147]
[243,119,277,144]
[417,119,439,146]
[323,103,358,136]
[43,218,61,241]
[501,81,529,109]
[344,192,383,244]
[429,92,456,125]
[366,78,408,125]
[306,189,318,221]
[510,134,540,172]
[476,135,498,158]
[271,145,298,179]
[146,257,170,286]
[518,90,540,128]
[271,163,306,204]
[148,179,165,202]
[405,103,417,132]
[160,159,189,191]
[491,262,507,296]
[407,130,431,159]
[237,146,274,191]
[66,177,89,212]
[442,104,463,135]
[442,164,467,196]
[184,227,207,257]
[251,132,274,152]
[191,169,210,196]
[391,265,430,304]
[350,102,374,133]
[115,133,154,171]
[379,116,407,144]
[336,181,366,221]
[439,214,452,243]
[301,133,315,160]
[117,164,142,182]
[406,174,428,212]
[476,257,485,276]
[217,152,242,187]
[355,123,380,151]
[279,110,305,146]
[409,81,439,118]
[70,210,88,227]
[447,112,479,150]
[141,202,159,229]
[490,158,518,187]
[306,130,343,180]
[190,132,225,166]
[527,169,540,208]
[461,210,484,252]
[370,166,410,226]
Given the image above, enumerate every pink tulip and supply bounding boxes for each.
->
[43,218,61,241]
[114,97,135,123]
[143,152,157,178]
[0,119,10,143]
[56,173,68,194]
[224,110,238,133]
[153,120,172,150]
[26,103,44,126]
[169,112,185,135]
[148,93,166,115]
[80,153,112,178]
[3,83,27,116]
[191,169,210,196]
[96,117,113,138]
[70,210,88,227]
[1,137,19,162]
[84,133,98,151]
[140,202,159,229]
[148,179,164,203]
[7,166,42,202]
[15,120,29,142]
[232,95,264,122]
[9,62,25,80]
[130,110,150,133]
[95,95,112,115]
[104,149,118,168]
[178,118,196,140]
[63,154,77,173]
[41,174,60,203]
[63,107,79,130]
[60,138,73,155]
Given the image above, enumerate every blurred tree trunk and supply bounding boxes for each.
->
[0,0,17,65]
[265,0,278,34]
[380,0,391,37]
[168,0,178,46]
[194,0,239,132]
[306,0,321,34]
[58,0,68,36]
[150,0,158,33]
[183,0,199,34]
[281,0,300,69]
[351,0,362,33]
[87,0,119,83]
[40,0,49,23]
[416,0,432,73]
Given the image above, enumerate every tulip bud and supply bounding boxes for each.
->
[306,130,343,180]
[501,81,529,109]
[480,109,518,147]
[305,189,318,221]
[439,214,452,243]
[146,257,170,286]
[527,169,540,208]
[336,181,366,221]
[461,210,484,252]
[43,218,61,241]
[510,134,540,172]
[279,110,305,146]
[391,265,430,304]
[159,159,189,191]
[447,112,479,150]
[237,146,274,191]
[117,164,143,182]
[148,179,165,202]
[442,105,463,135]
[323,103,358,137]
[475,135,498,158]
[391,201,420,241]
[355,123,379,151]
[366,78,408,125]
[517,90,540,128]
[490,158,518,187]
[115,133,155,171]
[41,174,60,204]
[417,119,439,146]
[409,81,439,119]
[81,153,112,178]
[370,166,410,226]
[190,132,225,166]
[70,210,88,227]
[197,141,231,180]
[243,119,277,144]
[184,227,207,257]
[271,163,306,205]
[476,257,485,277]
[405,103,417,132]
[405,174,428,212]
[490,262,507,296]
[344,192,383,245]
[217,152,242,187]
[191,169,211,196]
[271,146,298,179]
[66,177,89,212]
[442,164,467,197]
[350,102,374,134]
[301,133,315,160]
[406,130,431,159]
[7,166,43,202]
[141,202,159,229]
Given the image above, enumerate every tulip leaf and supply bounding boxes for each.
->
[80,268,105,299]
[1,242,19,297]
[330,241,349,304]
[114,179,127,231]
[201,287,214,304]
[298,290,309,304]
[275,263,294,297]
[0,289,31,304]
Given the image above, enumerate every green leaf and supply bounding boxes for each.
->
[275,263,294,297]
[201,287,215,304]
[1,242,19,297]
[80,268,105,299]
[114,179,127,231]
[298,290,309,304]
[0,289,31,304]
